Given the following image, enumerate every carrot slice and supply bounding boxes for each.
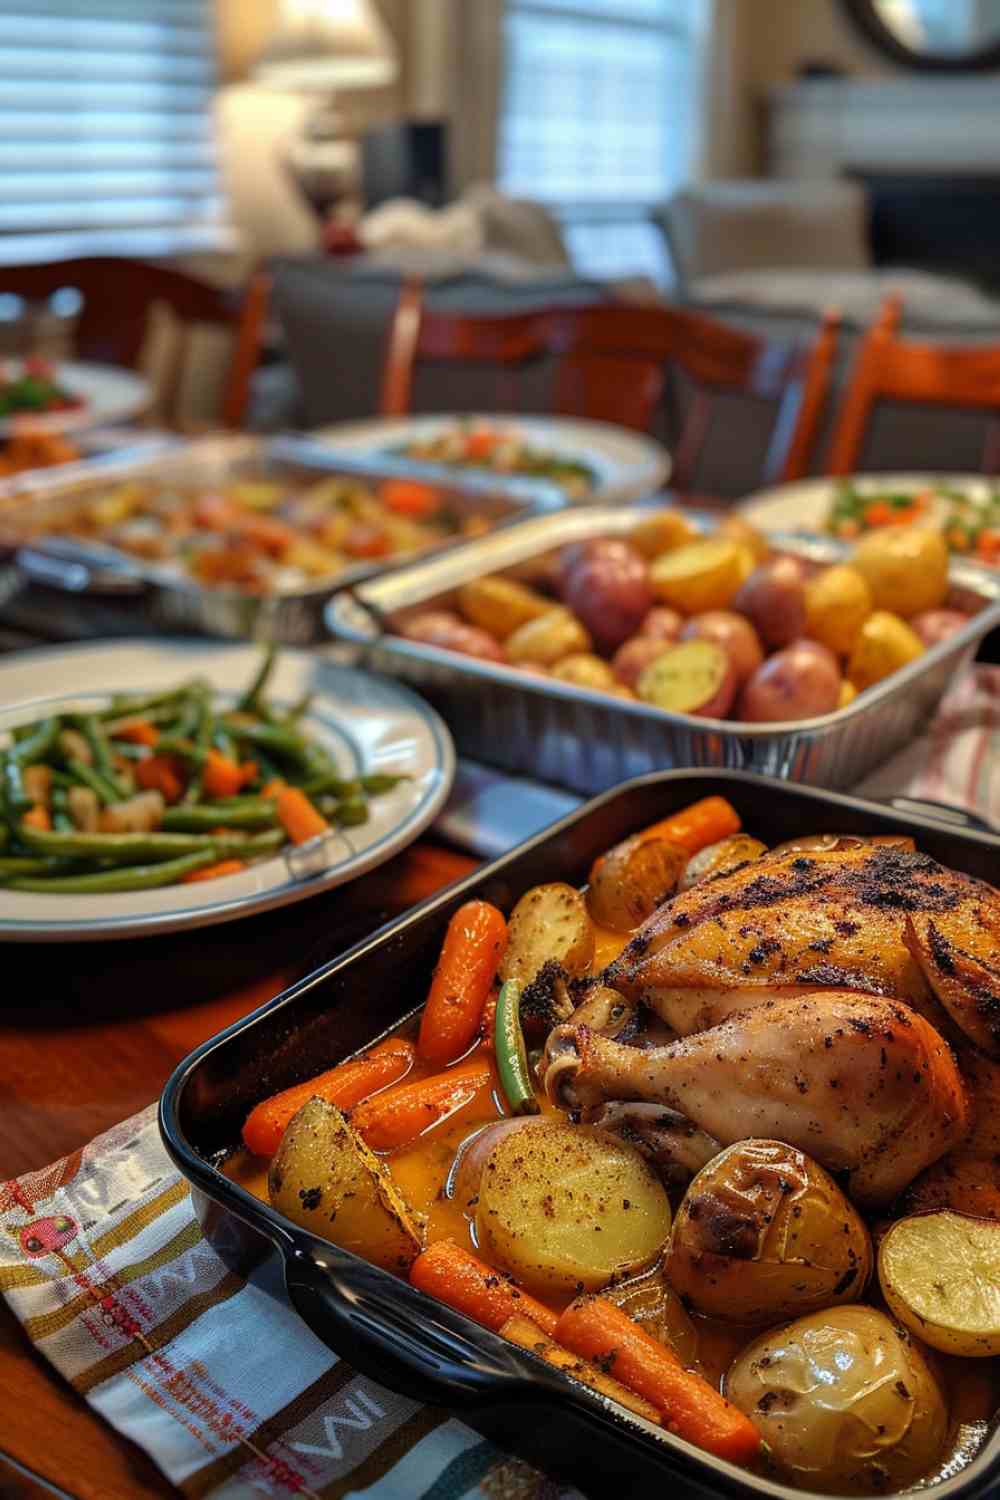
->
[241,1036,416,1157]
[22,803,51,832]
[113,719,159,747]
[380,478,442,519]
[635,796,740,856]
[417,901,508,1068]
[351,1059,492,1152]
[202,749,245,801]
[273,785,329,845]
[136,754,185,804]
[555,1297,761,1465]
[182,858,246,885]
[409,1240,558,1336]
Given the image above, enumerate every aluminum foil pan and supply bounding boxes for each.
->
[0,434,564,645]
[326,505,1000,794]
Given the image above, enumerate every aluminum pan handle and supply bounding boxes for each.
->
[284,1245,550,1409]
[16,537,147,597]
[885,795,1000,839]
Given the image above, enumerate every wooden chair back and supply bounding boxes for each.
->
[381,280,841,489]
[827,296,1000,474]
[0,258,269,429]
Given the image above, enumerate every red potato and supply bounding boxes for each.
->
[561,541,653,653]
[680,611,764,687]
[739,639,842,723]
[910,608,971,648]
[638,607,683,642]
[732,556,807,648]
[636,639,737,719]
[557,536,631,586]
[400,610,506,663]
[612,636,675,690]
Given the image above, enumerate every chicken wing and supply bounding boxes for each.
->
[605,843,1000,1054]
[545,991,968,1206]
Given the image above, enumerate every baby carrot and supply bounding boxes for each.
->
[182,858,246,884]
[274,785,328,845]
[417,901,508,1068]
[409,1240,558,1336]
[351,1059,492,1152]
[113,719,159,748]
[499,1314,661,1424]
[635,796,740,856]
[242,1036,415,1157]
[202,749,245,801]
[22,803,51,832]
[136,754,185,804]
[555,1297,761,1466]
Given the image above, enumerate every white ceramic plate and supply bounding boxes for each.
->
[0,361,151,438]
[312,413,670,504]
[0,642,454,941]
[739,472,992,541]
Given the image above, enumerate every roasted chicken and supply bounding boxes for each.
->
[545,991,968,1205]
[605,842,1000,1057]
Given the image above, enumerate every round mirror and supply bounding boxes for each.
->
[842,0,1000,70]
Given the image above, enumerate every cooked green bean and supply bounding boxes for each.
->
[2,717,62,821]
[360,773,408,795]
[3,849,222,893]
[0,856,74,877]
[72,714,129,800]
[100,684,200,719]
[161,801,278,832]
[302,773,361,798]
[179,690,214,805]
[18,825,285,864]
[237,645,277,713]
[13,716,61,766]
[222,719,315,769]
[50,784,72,833]
[108,742,150,761]
[212,726,238,761]
[66,759,123,806]
[2,754,30,816]
[335,797,369,827]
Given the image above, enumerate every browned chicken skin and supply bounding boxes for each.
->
[605,843,1000,1055]
[546,991,968,1206]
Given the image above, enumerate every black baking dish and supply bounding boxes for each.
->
[160,770,1000,1500]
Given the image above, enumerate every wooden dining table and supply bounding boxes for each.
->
[0,837,478,1500]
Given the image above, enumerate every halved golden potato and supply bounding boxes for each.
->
[268,1097,424,1273]
[457,576,552,639]
[629,508,701,559]
[499,882,594,996]
[649,539,745,615]
[475,1122,671,1297]
[666,1139,872,1325]
[586,834,688,931]
[506,607,591,665]
[879,1210,1000,1356]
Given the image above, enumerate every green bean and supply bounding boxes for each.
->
[223,719,315,770]
[0,856,75,877]
[72,715,129,800]
[237,646,277,713]
[18,825,285,864]
[2,754,30,816]
[335,797,369,827]
[360,773,408,795]
[286,692,313,724]
[3,849,222,894]
[0,825,8,850]
[66,759,124,806]
[180,690,214,805]
[161,801,278,832]
[103,704,186,735]
[302,773,361,799]
[108,742,150,761]
[11,716,61,768]
[48,768,77,789]
[213,727,238,761]
[100,682,205,720]
[50,785,72,833]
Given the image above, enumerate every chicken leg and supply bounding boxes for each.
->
[545,991,967,1206]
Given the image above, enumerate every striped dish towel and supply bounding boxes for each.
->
[854,665,1000,822]
[0,1105,581,1500]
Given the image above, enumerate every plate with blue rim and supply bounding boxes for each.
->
[0,640,454,941]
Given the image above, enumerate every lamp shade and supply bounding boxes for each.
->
[255,0,399,93]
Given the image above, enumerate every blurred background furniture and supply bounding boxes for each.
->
[381,282,841,489]
[0,260,268,430]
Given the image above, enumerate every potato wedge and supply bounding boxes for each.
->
[679,834,768,890]
[457,576,552,639]
[268,1097,424,1273]
[506,607,591,666]
[879,1210,1000,1356]
[649,539,744,615]
[499,1313,662,1423]
[476,1122,671,1296]
[499,882,595,998]
[586,834,687,931]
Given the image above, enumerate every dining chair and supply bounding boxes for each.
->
[0,259,270,430]
[381,279,841,489]
[827,295,1000,475]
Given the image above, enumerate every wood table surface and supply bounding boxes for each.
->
[0,839,477,1500]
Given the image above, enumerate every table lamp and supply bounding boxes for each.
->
[255,0,399,226]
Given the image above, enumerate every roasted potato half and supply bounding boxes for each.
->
[457,576,551,639]
[586,834,688,932]
[475,1121,672,1297]
[879,1210,1000,1356]
[268,1097,424,1273]
[499,882,595,998]
[666,1139,872,1324]
[725,1306,947,1495]
[679,834,768,890]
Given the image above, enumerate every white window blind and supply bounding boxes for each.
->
[497,0,709,283]
[0,0,232,266]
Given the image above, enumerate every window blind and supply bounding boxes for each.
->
[0,0,232,265]
[497,0,708,283]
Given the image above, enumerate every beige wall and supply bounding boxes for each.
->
[743,0,900,85]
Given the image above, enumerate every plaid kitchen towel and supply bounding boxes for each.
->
[0,1105,581,1500]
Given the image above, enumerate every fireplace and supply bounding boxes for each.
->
[848,168,1000,290]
